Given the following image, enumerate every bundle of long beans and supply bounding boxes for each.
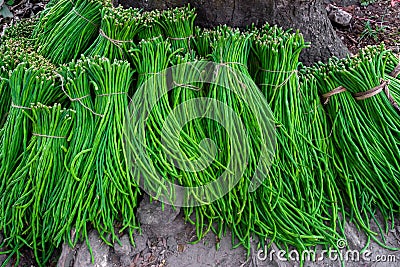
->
[160,5,196,55]
[136,10,164,41]
[308,52,400,246]
[128,36,234,240]
[168,54,221,234]
[0,58,63,191]
[192,26,212,58]
[251,24,343,250]
[370,45,400,104]
[0,60,63,263]
[0,48,10,129]
[205,26,341,251]
[0,76,7,127]
[299,72,345,236]
[0,39,38,70]
[30,104,74,264]
[128,37,182,204]
[0,40,42,128]
[385,47,400,77]
[337,47,400,241]
[0,103,73,266]
[36,0,109,64]
[84,6,142,60]
[2,17,38,44]
[202,27,262,248]
[68,56,139,244]
[48,59,97,247]
[32,0,74,41]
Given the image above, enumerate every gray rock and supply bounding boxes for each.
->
[137,196,180,226]
[114,235,131,257]
[74,230,111,267]
[328,8,353,26]
[57,243,76,267]
[114,235,132,267]
[112,233,149,266]
[166,229,247,267]
[167,236,177,251]
[345,221,364,251]
[132,234,148,254]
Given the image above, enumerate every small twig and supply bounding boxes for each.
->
[354,16,389,25]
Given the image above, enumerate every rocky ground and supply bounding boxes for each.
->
[328,0,400,54]
[1,0,400,266]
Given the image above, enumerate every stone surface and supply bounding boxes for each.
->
[132,233,148,254]
[54,213,400,267]
[114,235,132,267]
[137,196,180,226]
[57,243,76,267]
[73,230,111,267]
[328,8,353,26]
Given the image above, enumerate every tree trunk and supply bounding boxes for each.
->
[118,0,349,65]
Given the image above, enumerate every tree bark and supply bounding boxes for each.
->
[118,0,349,65]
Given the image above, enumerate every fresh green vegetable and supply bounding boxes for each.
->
[0,58,63,189]
[160,5,196,55]
[72,56,139,245]
[36,0,109,64]
[0,103,74,266]
[306,47,400,246]
[85,6,142,60]
[136,10,164,41]
[49,59,97,247]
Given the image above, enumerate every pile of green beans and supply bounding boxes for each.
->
[205,26,260,249]
[70,56,139,245]
[383,46,400,103]
[0,76,7,128]
[160,5,196,55]
[206,26,341,252]
[306,48,400,246]
[0,48,10,129]
[32,0,74,39]
[0,103,74,266]
[36,0,109,64]
[250,24,343,250]
[0,58,63,191]
[0,59,64,256]
[85,6,143,60]
[299,73,346,237]
[128,37,183,205]
[2,3,400,266]
[136,10,164,41]
[192,26,212,58]
[0,39,47,129]
[1,17,38,44]
[50,59,97,247]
